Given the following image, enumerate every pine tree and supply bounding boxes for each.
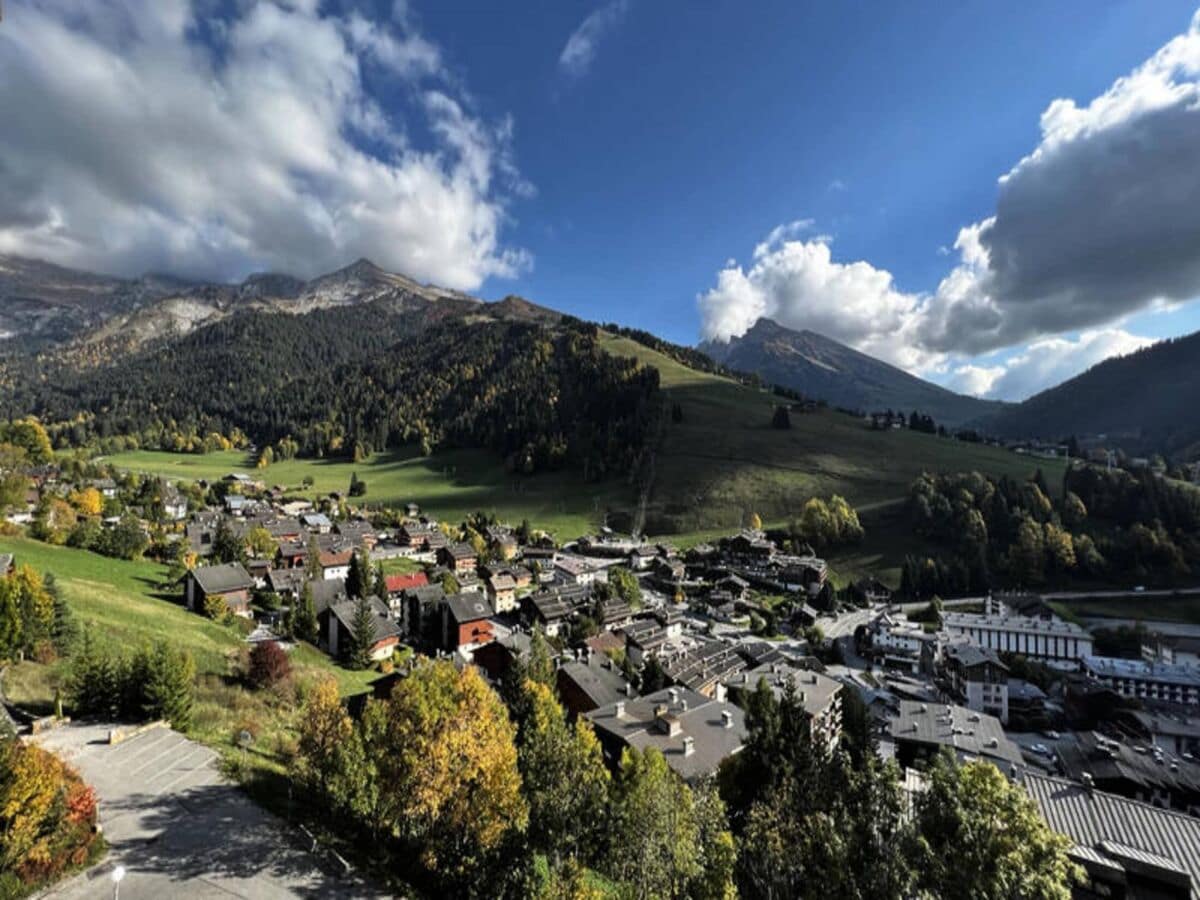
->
[142,645,196,729]
[346,550,366,599]
[373,562,387,600]
[346,595,375,670]
[47,573,79,654]
[295,582,319,644]
[304,533,322,582]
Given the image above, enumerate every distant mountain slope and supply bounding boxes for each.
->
[977,330,1200,456]
[701,318,1003,426]
[0,254,481,353]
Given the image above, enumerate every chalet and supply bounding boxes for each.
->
[850,577,891,606]
[554,555,607,586]
[186,514,220,558]
[486,573,518,614]
[90,477,118,499]
[473,632,533,683]
[276,539,307,569]
[438,542,478,575]
[524,584,590,637]
[585,687,748,782]
[162,489,188,521]
[486,525,519,561]
[309,579,350,617]
[319,550,354,581]
[384,570,429,598]
[651,557,686,588]
[399,522,439,550]
[263,518,303,541]
[325,597,400,662]
[401,583,445,640]
[441,593,494,652]
[336,519,377,550]
[265,568,305,600]
[183,563,254,618]
[661,639,746,698]
[300,512,332,533]
[627,544,659,571]
[224,494,247,515]
[722,530,776,562]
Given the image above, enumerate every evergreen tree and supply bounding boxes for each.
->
[142,645,197,729]
[211,517,244,564]
[346,550,366,599]
[295,582,319,644]
[46,573,79,655]
[346,595,375,670]
[373,562,387,600]
[304,533,322,582]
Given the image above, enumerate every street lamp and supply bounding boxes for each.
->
[111,865,126,900]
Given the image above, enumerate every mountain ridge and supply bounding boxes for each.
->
[701,318,1005,427]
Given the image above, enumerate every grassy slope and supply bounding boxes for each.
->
[599,335,1066,538]
[104,446,620,541]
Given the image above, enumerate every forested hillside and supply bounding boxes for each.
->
[978,329,1200,457]
[3,306,660,481]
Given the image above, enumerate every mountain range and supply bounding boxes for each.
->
[2,252,1198,458]
[701,318,1003,426]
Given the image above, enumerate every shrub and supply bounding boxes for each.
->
[203,594,228,621]
[247,641,291,690]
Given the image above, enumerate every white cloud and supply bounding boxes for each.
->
[0,0,529,288]
[559,0,630,78]
[698,9,1200,387]
[972,329,1155,401]
[944,364,1006,398]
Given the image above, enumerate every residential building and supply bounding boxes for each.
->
[889,700,1023,771]
[1022,769,1200,900]
[1083,656,1200,707]
[661,639,746,698]
[441,592,494,652]
[723,663,843,751]
[554,554,607,586]
[438,542,477,574]
[318,549,353,581]
[557,652,636,717]
[182,562,254,618]
[1054,731,1200,813]
[1007,679,1049,730]
[486,572,518,614]
[325,598,400,662]
[585,686,748,781]
[945,644,1010,724]
[943,611,1094,668]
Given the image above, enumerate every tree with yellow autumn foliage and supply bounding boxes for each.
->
[67,487,103,517]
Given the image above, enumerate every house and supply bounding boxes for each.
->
[557,652,637,717]
[183,563,254,618]
[1022,769,1200,900]
[336,519,377,550]
[300,512,332,533]
[90,478,118,499]
[850,578,891,606]
[486,526,519,561]
[627,544,659,571]
[384,570,429,596]
[486,573,518,614]
[723,664,843,752]
[662,639,747,698]
[555,555,607,586]
[1007,679,1049,731]
[319,550,354,582]
[441,592,494,652]
[401,583,445,642]
[399,521,438,549]
[523,584,590,637]
[889,700,1023,771]
[473,632,534,683]
[162,489,188,521]
[722,529,776,562]
[438,542,478,575]
[1054,731,1200,813]
[265,567,305,600]
[945,643,1010,724]
[325,597,400,662]
[585,686,748,782]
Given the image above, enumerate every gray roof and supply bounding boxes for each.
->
[1022,770,1200,895]
[330,597,401,641]
[558,658,634,710]
[662,639,746,693]
[586,686,747,781]
[890,700,1023,769]
[444,592,493,623]
[309,578,349,615]
[724,663,842,718]
[946,643,1008,671]
[190,562,253,595]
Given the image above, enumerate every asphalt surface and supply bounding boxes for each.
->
[33,721,387,899]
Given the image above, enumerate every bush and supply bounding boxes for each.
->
[0,740,102,891]
[247,641,291,690]
[203,594,228,621]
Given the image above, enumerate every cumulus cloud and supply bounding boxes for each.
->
[960,328,1155,401]
[0,0,529,288]
[559,0,630,77]
[699,9,1200,387]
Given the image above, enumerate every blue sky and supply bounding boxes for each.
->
[3,1,1200,400]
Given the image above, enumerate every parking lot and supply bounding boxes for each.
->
[33,721,385,899]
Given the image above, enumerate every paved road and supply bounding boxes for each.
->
[33,722,386,900]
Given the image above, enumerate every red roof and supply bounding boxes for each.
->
[385,571,429,593]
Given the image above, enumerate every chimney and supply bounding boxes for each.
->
[668,688,680,705]
[1082,773,1094,793]
[681,699,689,712]
[625,682,634,697]
[722,710,734,729]
[682,736,695,757]
[615,701,625,718]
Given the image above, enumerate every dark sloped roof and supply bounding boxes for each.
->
[445,592,492,623]
[1023,770,1200,893]
[190,562,253,594]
